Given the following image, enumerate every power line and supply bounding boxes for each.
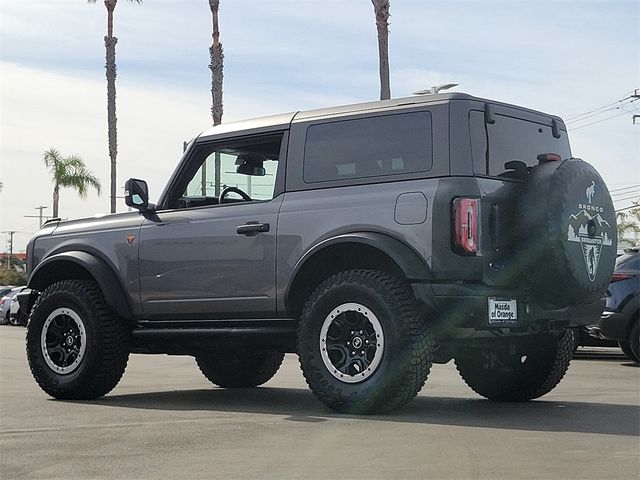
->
[611,188,640,198]
[610,184,640,193]
[565,99,624,121]
[565,98,636,124]
[616,204,639,212]
[565,100,633,124]
[564,89,639,130]
[569,110,631,131]
[613,194,640,203]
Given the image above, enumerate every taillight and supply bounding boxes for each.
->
[0,298,6,306]
[611,273,633,283]
[453,198,479,255]
[536,153,562,163]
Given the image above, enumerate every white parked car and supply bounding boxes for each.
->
[1,287,26,326]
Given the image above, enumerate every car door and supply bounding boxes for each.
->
[137,132,286,320]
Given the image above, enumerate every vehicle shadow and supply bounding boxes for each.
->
[71,388,639,437]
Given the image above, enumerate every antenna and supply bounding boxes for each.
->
[413,83,459,95]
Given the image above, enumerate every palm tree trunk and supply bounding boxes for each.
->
[209,0,224,196]
[209,0,223,126]
[53,184,59,218]
[105,0,118,213]
[372,0,391,100]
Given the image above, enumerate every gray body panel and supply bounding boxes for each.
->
[275,180,438,314]
[138,197,282,319]
[30,213,145,316]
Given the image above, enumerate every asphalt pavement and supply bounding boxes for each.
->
[1,326,638,479]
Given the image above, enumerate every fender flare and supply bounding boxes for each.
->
[285,232,432,309]
[28,251,133,320]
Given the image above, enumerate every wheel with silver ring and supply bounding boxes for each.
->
[297,269,434,414]
[319,303,384,383]
[40,307,87,375]
[26,279,130,400]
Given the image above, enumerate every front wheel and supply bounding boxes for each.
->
[297,269,433,414]
[455,331,573,401]
[26,280,130,399]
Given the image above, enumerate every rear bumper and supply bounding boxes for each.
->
[587,311,630,342]
[412,282,604,339]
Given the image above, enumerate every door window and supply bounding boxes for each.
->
[165,133,284,209]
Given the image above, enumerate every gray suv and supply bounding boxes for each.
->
[20,93,617,413]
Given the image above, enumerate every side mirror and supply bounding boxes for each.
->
[124,178,150,210]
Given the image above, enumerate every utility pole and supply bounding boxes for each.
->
[24,206,51,229]
[2,231,16,270]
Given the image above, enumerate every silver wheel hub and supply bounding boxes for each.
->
[40,308,87,375]
[319,302,384,384]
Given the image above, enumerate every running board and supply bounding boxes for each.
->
[130,320,297,355]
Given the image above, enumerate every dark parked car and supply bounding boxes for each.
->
[588,249,639,362]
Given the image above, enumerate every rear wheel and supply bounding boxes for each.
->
[26,280,130,399]
[195,350,284,388]
[618,340,637,362]
[455,331,573,401]
[627,319,640,363]
[8,313,20,326]
[297,269,433,414]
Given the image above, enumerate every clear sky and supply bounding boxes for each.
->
[1,0,639,253]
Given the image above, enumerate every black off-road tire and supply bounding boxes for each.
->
[26,280,130,400]
[455,331,573,401]
[9,313,20,326]
[618,340,637,363]
[195,350,285,388]
[297,269,433,414]
[627,319,640,363]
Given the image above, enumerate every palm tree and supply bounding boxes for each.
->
[89,0,142,214]
[617,205,640,245]
[208,0,224,195]
[42,148,102,218]
[371,0,391,100]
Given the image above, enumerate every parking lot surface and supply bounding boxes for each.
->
[1,327,638,479]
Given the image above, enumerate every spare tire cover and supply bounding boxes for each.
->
[513,158,617,307]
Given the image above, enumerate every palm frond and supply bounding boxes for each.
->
[43,148,102,200]
[58,168,102,197]
[42,148,61,172]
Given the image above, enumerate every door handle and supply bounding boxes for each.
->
[236,222,270,236]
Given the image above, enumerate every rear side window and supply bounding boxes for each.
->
[470,111,571,176]
[303,112,432,183]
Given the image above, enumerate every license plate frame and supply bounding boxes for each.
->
[488,297,518,325]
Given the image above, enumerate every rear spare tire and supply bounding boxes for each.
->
[511,158,617,306]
